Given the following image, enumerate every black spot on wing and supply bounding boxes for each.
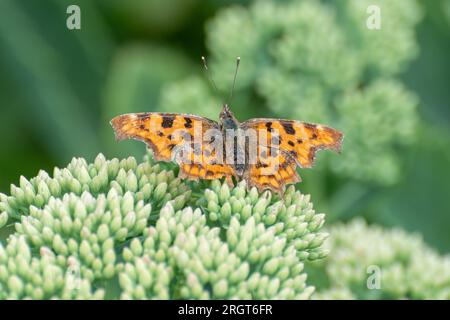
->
[303,123,316,130]
[137,114,150,120]
[255,162,269,169]
[288,140,295,147]
[161,115,175,128]
[184,117,193,129]
[281,122,296,135]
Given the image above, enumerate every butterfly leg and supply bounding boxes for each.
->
[225,175,234,188]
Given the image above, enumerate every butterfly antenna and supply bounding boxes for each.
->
[201,56,219,94]
[228,56,240,103]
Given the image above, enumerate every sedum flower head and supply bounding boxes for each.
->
[119,201,318,299]
[333,79,419,184]
[309,219,450,300]
[0,236,104,299]
[0,152,328,299]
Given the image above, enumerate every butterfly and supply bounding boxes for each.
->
[110,104,343,196]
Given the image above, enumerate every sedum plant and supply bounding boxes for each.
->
[0,235,104,299]
[0,153,328,299]
[1,154,449,299]
[309,219,450,300]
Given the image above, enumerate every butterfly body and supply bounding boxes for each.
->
[111,104,343,195]
[219,104,247,177]
[219,104,239,130]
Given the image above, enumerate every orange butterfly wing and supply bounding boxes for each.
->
[241,118,343,168]
[243,147,300,195]
[111,113,236,182]
[241,119,343,193]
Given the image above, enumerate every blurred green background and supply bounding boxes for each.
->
[0,0,449,253]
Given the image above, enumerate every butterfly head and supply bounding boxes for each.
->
[220,104,239,130]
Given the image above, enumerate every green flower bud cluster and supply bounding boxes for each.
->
[0,153,191,228]
[309,219,450,299]
[0,153,191,293]
[0,153,328,299]
[336,0,423,75]
[198,180,329,261]
[0,236,103,299]
[118,202,315,299]
[157,0,422,185]
[332,80,418,184]
[14,191,152,280]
